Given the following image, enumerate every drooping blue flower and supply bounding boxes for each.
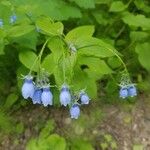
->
[21,76,35,99]
[41,87,53,107]
[70,104,80,119]
[32,88,42,104]
[119,87,128,99]
[80,92,90,105]
[10,15,17,24]
[60,85,71,106]
[0,19,3,27]
[128,85,137,97]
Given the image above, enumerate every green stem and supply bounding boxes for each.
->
[29,39,49,75]
[62,50,66,83]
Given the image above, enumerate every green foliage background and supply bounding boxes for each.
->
[0,0,150,149]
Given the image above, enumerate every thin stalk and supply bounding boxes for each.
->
[29,39,49,75]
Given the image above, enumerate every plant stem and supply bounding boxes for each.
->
[29,39,49,75]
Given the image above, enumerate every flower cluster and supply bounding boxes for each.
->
[119,84,137,99]
[119,74,137,99]
[21,75,90,119]
[21,75,53,106]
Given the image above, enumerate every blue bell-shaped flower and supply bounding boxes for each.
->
[128,85,137,97]
[60,85,71,106]
[70,104,80,119]
[119,87,128,99]
[41,87,53,107]
[32,88,42,104]
[22,76,35,99]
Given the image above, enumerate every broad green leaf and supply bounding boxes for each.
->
[62,53,77,83]
[36,17,64,36]
[47,37,64,63]
[19,50,38,72]
[71,139,94,150]
[94,0,111,4]
[42,54,56,75]
[70,0,95,8]
[65,26,95,43]
[134,0,150,13]
[11,31,38,50]
[135,43,150,71]
[77,37,116,58]
[39,120,55,139]
[130,31,149,42]
[122,12,150,30]
[133,144,144,150]
[0,38,4,55]
[0,111,12,133]
[92,11,108,25]
[109,1,126,12]
[72,67,97,98]
[47,134,66,150]
[26,139,38,150]
[3,93,18,111]
[8,25,35,37]
[53,66,64,87]
[78,56,112,75]
[107,57,121,69]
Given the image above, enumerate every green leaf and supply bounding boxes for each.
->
[71,139,94,150]
[3,93,18,111]
[109,1,126,12]
[72,67,98,98]
[0,38,4,55]
[63,53,77,83]
[65,26,95,43]
[135,42,150,71]
[42,54,56,75]
[47,134,66,150]
[53,66,64,87]
[94,0,111,4]
[107,57,121,69]
[77,37,116,58]
[122,12,150,30]
[39,120,55,139]
[47,37,64,63]
[26,139,38,150]
[78,56,112,75]
[134,0,150,13]
[19,50,38,72]
[70,0,95,8]
[92,11,108,25]
[36,17,64,36]
[11,31,38,50]
[8,25,35,37]
[0,111,12,133]
[133,144,144,150]
[130,31,149,42]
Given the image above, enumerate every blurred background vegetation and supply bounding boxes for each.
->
[0,0,150,149]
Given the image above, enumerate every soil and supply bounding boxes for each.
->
[0,94,150,150]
